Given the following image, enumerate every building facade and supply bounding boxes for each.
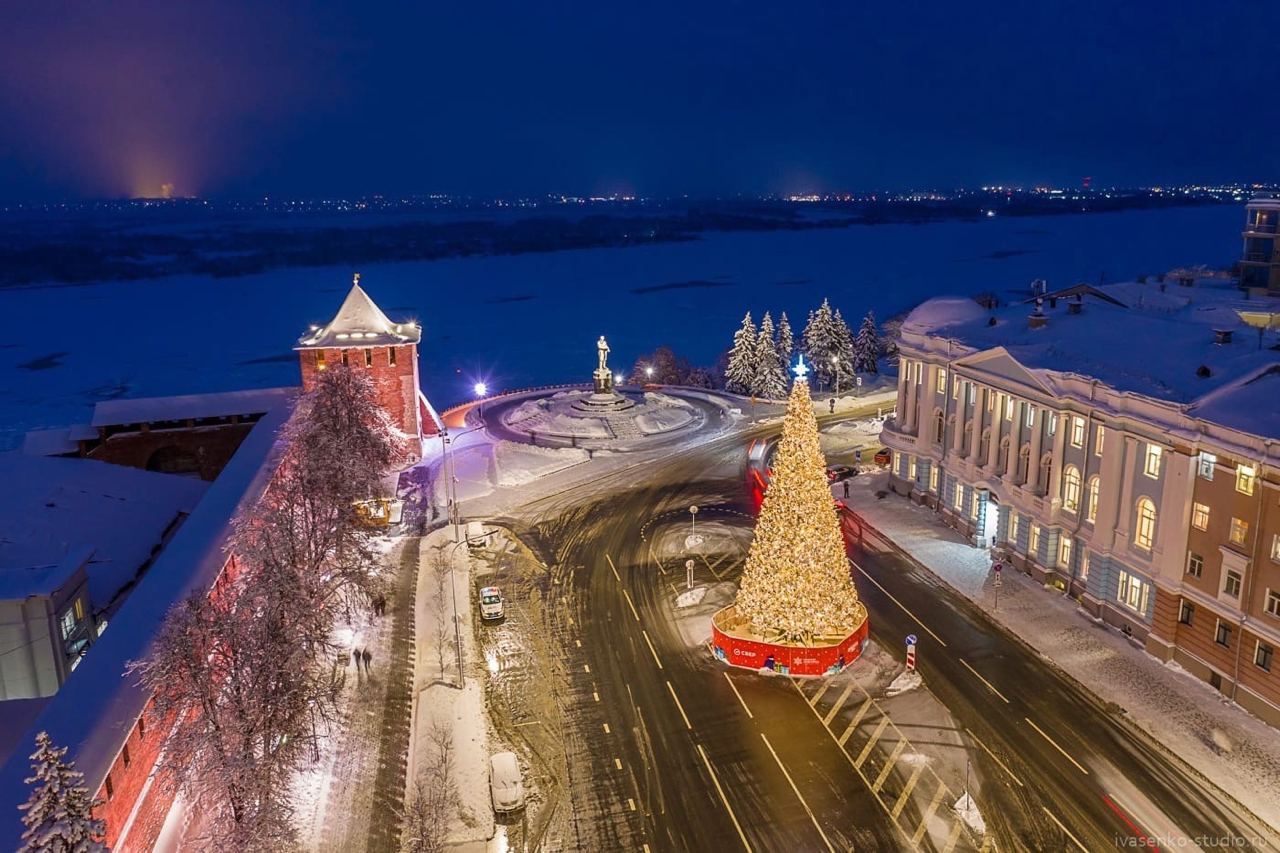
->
[881,283,1280,726]
[1241,197,1280,294]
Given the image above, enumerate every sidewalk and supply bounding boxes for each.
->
[841,471,1280,831]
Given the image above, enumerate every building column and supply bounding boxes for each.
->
[986,392,1002,470]
[1004,399,1023,479]
[903,361,918,434]
[951,382,966,456]
[1048,411,1067,503]
[1026,406,1045,493]
[897,365,910,431]
[968,387,985,461]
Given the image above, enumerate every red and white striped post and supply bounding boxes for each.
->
[905,633,918,671]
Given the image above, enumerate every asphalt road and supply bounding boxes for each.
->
[496,413,1278,852]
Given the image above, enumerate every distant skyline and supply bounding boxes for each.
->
[2,2,1279,203]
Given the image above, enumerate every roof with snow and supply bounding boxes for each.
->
[0,405,293,846]
[0,453,209,605]
[903,279,1280,436]
[90,386,296,429]
[296,276,421,350]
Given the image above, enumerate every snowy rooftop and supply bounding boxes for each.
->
[0,405,293,843]
[0,453,209,604]
[295,278,421,349]
[903,279,1280,432]
[90,386,297,428]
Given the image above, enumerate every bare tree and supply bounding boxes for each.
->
[430,551,456,680]
[402,721,456,853]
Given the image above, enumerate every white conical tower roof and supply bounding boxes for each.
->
[296,274,421,349]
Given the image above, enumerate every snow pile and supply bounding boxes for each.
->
[952,792,986,836]
[643,391,693,409]
[493,441,589,486]
[542,413,610,438]
[505,399,546,424]
[886,669,923,697]
[675,587,707,608]
[635,406,695,435]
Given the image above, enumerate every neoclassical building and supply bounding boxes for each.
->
[881,278,1280,726]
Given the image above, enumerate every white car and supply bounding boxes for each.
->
[489,751,525,813]
[479,586,504,621]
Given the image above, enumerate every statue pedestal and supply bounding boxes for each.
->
[593,368,614,395]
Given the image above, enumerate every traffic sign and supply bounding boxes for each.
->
[905,634,918,646]
[993,561,1002,573]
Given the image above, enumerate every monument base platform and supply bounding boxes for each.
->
[570,392,636,413]
[711,605,869,677]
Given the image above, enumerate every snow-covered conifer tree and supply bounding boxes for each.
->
[852,310,881,374]
[802,299,840,388]
[19,731,106,853]
[833,309,856,385]
[777,312,794,367]
[753,312,787,399]
[725,312,758,394]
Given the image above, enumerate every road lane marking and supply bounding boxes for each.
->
[808,679,833,708]
[911,782,949,845]
[648,543,668,575]
[963,728,1024,787]
[855,716,889,768]
[584,664,591,673]
[641,629,664,669]
[761,733,835,853]
[666,681,692,730]
[614,758,623,770]
[606,552,621,583]
[840,698,873,745]
[603,723,610,733]
[628,797,636,811]
[942,820,964,853]
[960,658,1010,704]
[823,682,855,725]
[696,744,753,853]
[1024,717,1089,775]
[850,560,948,647]
[1041,806,1088,851]
[872,738,907,793]
[724,672,753,718]
[623,589,640,622]
[592,691,600,702]
[891,763,925,819]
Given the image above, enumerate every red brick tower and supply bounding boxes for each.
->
[296,274,440,444]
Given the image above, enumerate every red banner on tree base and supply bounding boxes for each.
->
[711,610,870,677]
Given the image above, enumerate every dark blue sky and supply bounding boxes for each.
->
[1,2,1277,201]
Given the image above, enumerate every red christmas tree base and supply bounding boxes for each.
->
[711,605,870,677]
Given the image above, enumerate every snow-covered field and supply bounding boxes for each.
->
[0,205,1243,448]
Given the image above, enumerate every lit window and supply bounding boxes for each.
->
[1085,476,1100,523]
[1197,452,1215,480]
[1236,464,1256,496]
[914,362,922,385]
[1009,514,1020,544]
[1143,445,1162,479]
[1004,397,1014,421]
[1079,550,1090,581]
[934,410,945,444]
[986,391,995,412]
[929,466,939,492]
[1257,642,1274,672]
[1178,600,1194,625]
[1025,404,1035,429]
[892,452,901,473]
[1191,503,1210,531]
[967,384,976,406]
[1029,524,1041,554]
[74,599,84,620]
[1266,589,1280,618]
[1134,498,1157,550]
[909,457,917,482]
[1215,621,1231,647]
[970,492,980,520]
[1061,466,1081,513]
[1223,570,1242,599]
[316,351,327,371]
[364,349,373,368]
[1047,413,1057,436]
[1272,534,1280,563]
[1094,425,1105,456]
[389,347,398,366]
[1229,517,1249,546]
[1117,570,1149,613]
[59,610,76,641]
[1069,417,1085,448]
[953,481,963,510]
[1186,552,1203,578]
[936,368,947,394]
[952,377,960,398]
[1059,536,1073,567]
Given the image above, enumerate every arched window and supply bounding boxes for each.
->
[1016,445,1031,483]
[934,409,945,445]
[1039,453,1053,493]
[1085,476,1100,523]
[962,422,973,455]
[979,428,991,461]
[1061,465,1081,513]
[1134,497,1157,550]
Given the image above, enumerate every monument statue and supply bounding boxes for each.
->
[597,335,610,372]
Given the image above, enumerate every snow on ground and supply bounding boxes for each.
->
[542,412,610,438]
[952,792,987,836]
[635,406,695,434]
[886,668,923,697]
[844,471,1280,829]
[493,440,589,486]
[675,586,707,608]
[0,205,1243,449]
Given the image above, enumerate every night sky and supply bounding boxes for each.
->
[1,1,1277,201]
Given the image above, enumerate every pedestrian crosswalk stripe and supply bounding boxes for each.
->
[911,783,949,845]
[872,739,907,793]
[890,763,925,820]
[854,717,889,769]
[823,682,856,726]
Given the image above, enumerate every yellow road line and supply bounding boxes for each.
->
[761,733,835,853]
[606,552,621,583]
[960,659,1010,704]
[724,672,753,718]
[840,698,873,746]
[872,738,907,793]
[911,782,949,845]
[623,589,640,622]
[964,727,1024,787]
[667,681,692,730]
[942,819,964,853]
[808,679,833,708]
[890,763,925,819]
[697,744,753,853]
[850,560,948,647]
[1024,717,1089,775]
[823,682,856,726]
[641,629,663,669]
[855,716,889,769]
[1041,806,1088,851]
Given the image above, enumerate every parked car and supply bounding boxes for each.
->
[873,447,892,466]
[827,465,855,482]
[479,586,504,621]
[490,751,525,813]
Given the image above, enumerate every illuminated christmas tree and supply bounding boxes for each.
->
[735,358,867,645]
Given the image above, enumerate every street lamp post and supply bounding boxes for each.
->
[690,504,698,542]
[645,365,654,381]
[473,381,488,418]
[831,356,840,396]
[686,559,695,591]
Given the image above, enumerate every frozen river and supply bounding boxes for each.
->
[0,203,1245,447]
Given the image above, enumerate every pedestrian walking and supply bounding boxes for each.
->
[829,398,836,414]
[843,479,850,499]
[362,648,372,673]
[351,648,360,668]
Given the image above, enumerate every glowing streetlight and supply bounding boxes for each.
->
[615,373,625,386]
[645,365,654,379]
[473,382,487,397]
